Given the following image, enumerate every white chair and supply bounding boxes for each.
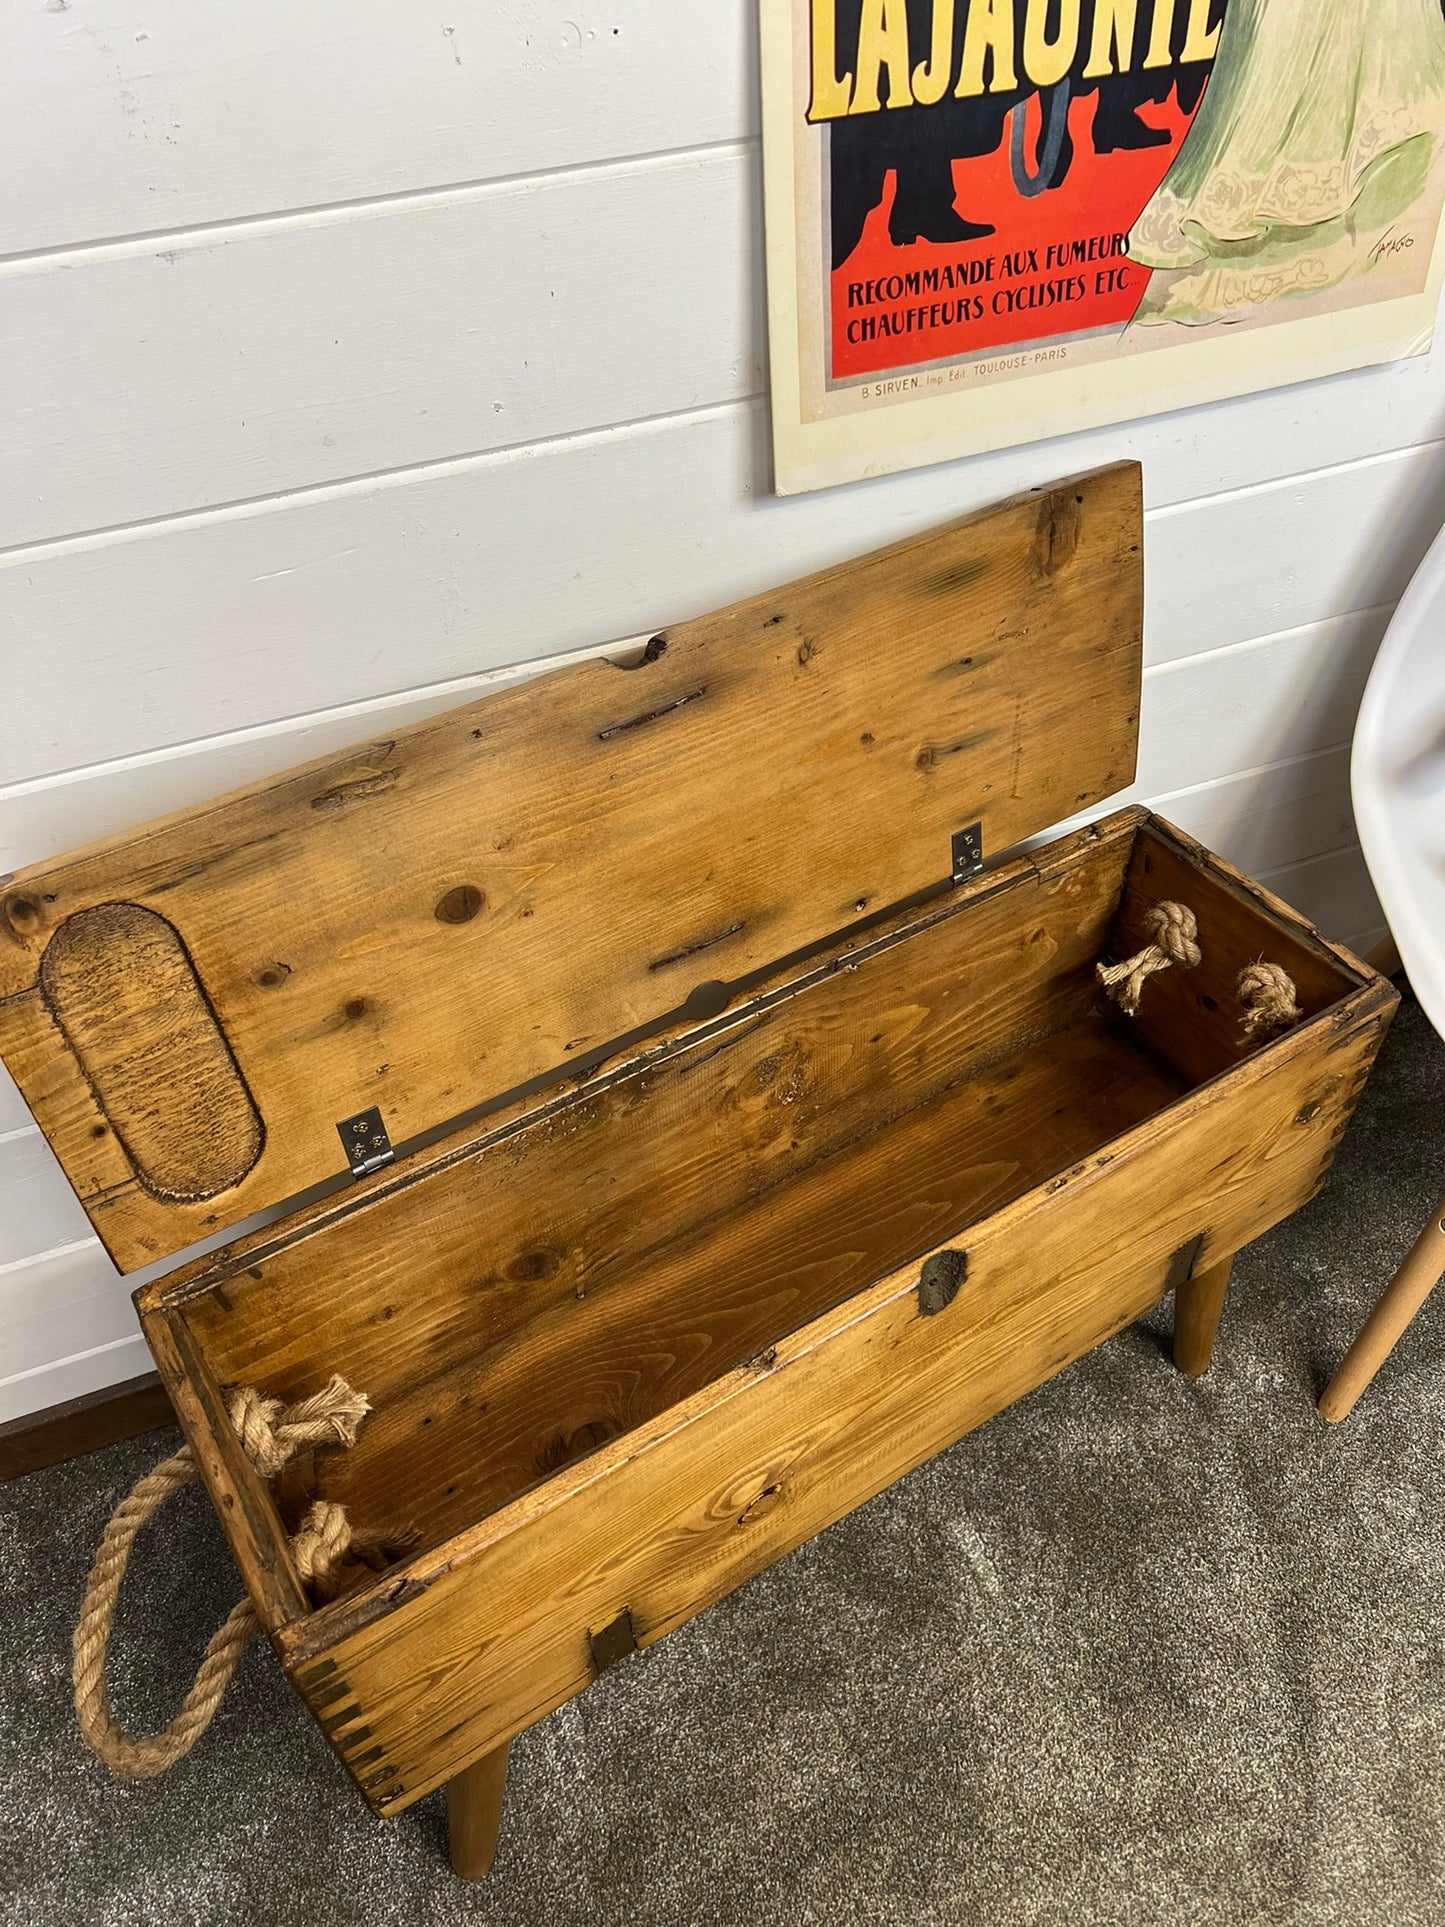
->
[1320,522,1445,1421]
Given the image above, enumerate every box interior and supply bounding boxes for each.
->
[159,817,1361,1594]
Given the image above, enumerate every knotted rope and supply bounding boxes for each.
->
[1237,961,1302,1042]
[1096,898,1302,1042]
[1096,901,1201,1015]
[73,1375,383,1779]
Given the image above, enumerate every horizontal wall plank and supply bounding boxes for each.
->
[1256,846,1383,951]
[0,601,1377,873]
[1146,444,1445,664]
[1151,750,1357,881]
[2,0,756,257]
[0,1131,94,1269]
[9,154,1445,549]
[1340,926,1390,964]
[0,1240,140,1393]
[0,1066,34,1138]
[0,407,1425,787]
[1136,610,1382,793]
[3,149,762,547]
[0,1329,151,1428]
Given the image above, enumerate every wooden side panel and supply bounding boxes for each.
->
[1105,816,1368,1089]
[0,465,1143,1271]
[277,978,1394,1814]
[142,1308,309,1630]
[304,1013,1185,1548]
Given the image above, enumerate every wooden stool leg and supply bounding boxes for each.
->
[1173,1254,1233,1379]
[1319,1196,1445,1423]
[447,1742,511,1879]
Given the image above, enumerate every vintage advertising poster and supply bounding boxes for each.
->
[761,1,1445,493]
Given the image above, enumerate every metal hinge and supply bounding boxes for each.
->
[336,1106,395,1179]
[951,822,984,883]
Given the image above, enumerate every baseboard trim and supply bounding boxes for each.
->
[0,1372,175,1484]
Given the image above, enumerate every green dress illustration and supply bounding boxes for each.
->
[1128,0,1445,325]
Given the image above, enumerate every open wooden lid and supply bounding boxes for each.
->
[0,463,1143,1271]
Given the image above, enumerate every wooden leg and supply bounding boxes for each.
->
[446,1742,511,1880]
[1319,1196,1445,1423]
[1173,1254,1233,1379]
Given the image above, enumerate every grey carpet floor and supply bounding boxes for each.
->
[5,996,1445,1927]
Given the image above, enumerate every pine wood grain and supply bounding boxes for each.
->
[310,1012,1185,1551]
[132,810,1390,1814]
[446,1745,512,1881]
[164,819,1137,1444]
[0,464,1143,1272]
[1173,1254,1234,1379]
[268,972,1393,1813]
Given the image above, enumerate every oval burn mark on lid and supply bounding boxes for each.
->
[40,903,263,1204]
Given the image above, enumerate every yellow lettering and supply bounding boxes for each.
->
[957,0,1018,96]
[1142,0,1177,67]
[912,0,956,105]
[1023,0,1081,89]
[852,0,914,112]
[1180,0,1220,61]
[807,0,854,121]
[1083,0,1138,77]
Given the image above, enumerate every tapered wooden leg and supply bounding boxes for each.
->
[1173,1254,1233,1379]
[447,1742,511,1879]
[1320,1197,1445,1423]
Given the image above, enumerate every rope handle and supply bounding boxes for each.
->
[1236,960,1303,1041]
[1096,899,1302,1041]
[73,1375,389,1779]
[1095,900,1201,1015]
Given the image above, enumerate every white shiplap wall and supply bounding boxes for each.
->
[0,0,1424,1422]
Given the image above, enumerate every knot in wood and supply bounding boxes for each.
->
[1143,901,1201,969]
[1237,961,1302,1042]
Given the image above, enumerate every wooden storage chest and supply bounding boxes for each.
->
[0,463,1395,1874]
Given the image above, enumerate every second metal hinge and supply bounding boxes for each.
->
[951,822,984,883]
[337,1106,395,1179]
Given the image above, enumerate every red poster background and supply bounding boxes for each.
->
[830,86,1201,381]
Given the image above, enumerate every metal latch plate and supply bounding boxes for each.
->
[589,1608,639,1675]
[1164,1233,1207,1295]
